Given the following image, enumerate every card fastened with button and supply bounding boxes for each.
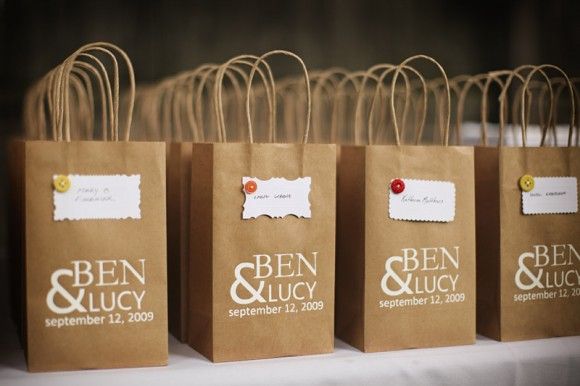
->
[521,176,578,215]
[241,177,312,219]
[388,178,456,222]
[52,174,142,221]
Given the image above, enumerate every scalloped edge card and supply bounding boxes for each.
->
[53,175,141,221]
[389,179,455,222]
[522,177,578,215]
[242,177,311,219]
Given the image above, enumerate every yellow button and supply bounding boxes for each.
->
[53,175,71,193]
[519,174,535,192]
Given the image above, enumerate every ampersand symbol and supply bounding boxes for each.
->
[515,252,544,290]
[381,256,413,296]
[46,269,87,314]
[230,262,266,305]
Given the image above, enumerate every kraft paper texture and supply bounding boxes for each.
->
[336,145,476,352]
[476,146,580,341]
[188,143,336,362]
[24,141,168,372]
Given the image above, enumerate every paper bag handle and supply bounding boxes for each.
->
[366,65,427,145]
[482,70,533,147]
[165,65,244,142]
[25,51,112,141]
[56,67,95,140]
[73,53,116,140]
[512,79,556,146]
[196,65,223,142]
[24,74,50,140]
[183,64,219,142]
[215,55,275,142]
[543,79,575,145]
[69,49,117,141]
[214,56,274,142]
[246,50,311,144]
[60,42,135,141]
[427,78,448,145]
[498,66,554,146]
[311,68,348,143]
[390,55,451,146]
[354,69,382,145]
[354,65,393,145]
[330,71,365,143]
[330,72,365,144]
[498,65,552,147]
[452,75,485,145]
[546,78,580,146]
[571,78,580,146]
[355,65,390,145]
[481,71,511,146]
[67,72,93,140]
[520,65,575,147]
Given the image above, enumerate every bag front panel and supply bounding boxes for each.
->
[25,141,168,371]
[211,143,336,362]
[364,145,476,351]
[499,147,580,340]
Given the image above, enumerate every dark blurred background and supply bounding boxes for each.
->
[0,0,578,317]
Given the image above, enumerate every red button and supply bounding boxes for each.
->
[244,180,257,194]
[391,178,405,194]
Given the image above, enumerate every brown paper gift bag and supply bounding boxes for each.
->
[22,43,168,372]
[336,55,476,352]
[137,65,218,342]
[188,51,336,362]
[160,59,271,342]
[159,70,204,343]
[476,65,580,341]
[173,59,273,342]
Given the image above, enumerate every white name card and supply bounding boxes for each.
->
[242,177,311,219]
[389,179,455,222]
[53,175,141,221]
[522,177,578,215]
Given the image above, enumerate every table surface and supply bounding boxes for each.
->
[1,312,579,386]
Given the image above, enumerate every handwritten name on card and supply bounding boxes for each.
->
[242,177,311,219]
[389,179,455,222]
[522,177,578,215]
[53,175,141,221]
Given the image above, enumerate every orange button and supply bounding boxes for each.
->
[244,180,257,194]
